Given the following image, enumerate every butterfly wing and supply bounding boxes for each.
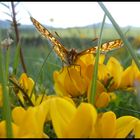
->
[30,16,68,63]
[77,39,123,57]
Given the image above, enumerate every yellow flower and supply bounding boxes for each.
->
[15,73,48,106]
[105,57,123,90]
[90,111,140,138]
[53,55,123,107]
[134,120,140,138]
[0,99,50,138]
[11,102,49,138]
[53,54,106,97]
[87,80,110,108]
[44,97,140,138]
[120,60,140,88]
[90,111,116,138]
[54,67,88,97]
[109,92,117,101]
[17,73,35,106]
[44,96,77,137]
[44,96,97,138]
[63,103,97,138]
[115,115,139,138]
[85,56,123,91]
[1,96,138,138]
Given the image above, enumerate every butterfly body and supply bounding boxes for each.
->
[30,16,123,66]
[66,48,78,65]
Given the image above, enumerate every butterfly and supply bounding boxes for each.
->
[30,16,123,66]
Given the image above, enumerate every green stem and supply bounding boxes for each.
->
[0,48,13,138]
[6,47,10,81]
[30,47,53,99]
[90,14,106,104]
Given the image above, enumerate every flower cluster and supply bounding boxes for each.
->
[0,54,140,138]
[54,54,140,108]
[0,96,140,138]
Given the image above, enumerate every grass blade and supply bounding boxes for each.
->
[0,48,13,138]
[90,14,106,104]
[6,47,10,81]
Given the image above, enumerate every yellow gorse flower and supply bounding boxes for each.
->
[0,100,50,138]
[15,73,48,106]
[54,67,87,97]
[53,54,124,108]
[17,73,35,105]
[90,111,140,138]
[43,96,97,138]
[120,60,140,88]
[42,97,140,138]
[0,95,140,138]
[87,80,110,108]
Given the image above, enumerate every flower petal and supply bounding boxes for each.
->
[120,65,134,88]
[116,116,138,138]
[107,57,123,89]
[95,92,110,108]
[134,120,140,138]
[65,103,97,138]
[100,111,116,138]
[12,107,26,125]
[50,97,76,138]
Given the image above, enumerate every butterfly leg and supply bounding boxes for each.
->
[59,60,65,74]
[72,63,82,77]
[59,64,72,81]
[67,66,73,81]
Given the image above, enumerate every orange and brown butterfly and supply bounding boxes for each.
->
[30,16,123,66]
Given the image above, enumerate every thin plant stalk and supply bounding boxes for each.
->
[30,47,54,99]
[90,14,106,104]
[0,48,13,138]
[11,2,27,73]
[13,42,20,75]
[6,47,10,81]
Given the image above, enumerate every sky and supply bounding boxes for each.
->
[0,2,140,28]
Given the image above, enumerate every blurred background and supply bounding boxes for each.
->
[1,2,140,92]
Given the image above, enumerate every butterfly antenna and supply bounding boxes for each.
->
[20,2,32,17]
[92,37,98,42]
[124,27,131,36]
[89,37,98,46]
[55,31,61,39]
